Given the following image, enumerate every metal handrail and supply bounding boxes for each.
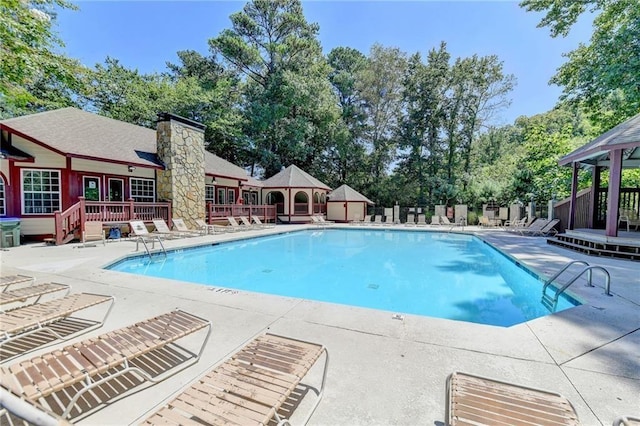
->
[541,260,590,295]
[135,236,167,259]
[542,262,612,310]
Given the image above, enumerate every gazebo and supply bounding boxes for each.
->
[261,165,331,223]
[559,112,640,237]
[326,184,374,223]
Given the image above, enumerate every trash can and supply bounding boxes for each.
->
[0,218,21,248]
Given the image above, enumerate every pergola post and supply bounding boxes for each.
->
[605,149,623,237]
[588,166,601,228]
[567,162,579,230]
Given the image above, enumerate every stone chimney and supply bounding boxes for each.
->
[156,113,206,226]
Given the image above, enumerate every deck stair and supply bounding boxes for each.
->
[548,232,640,261]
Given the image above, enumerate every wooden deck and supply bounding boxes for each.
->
[548,228,640,261]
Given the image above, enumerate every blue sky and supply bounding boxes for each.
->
[55,1,593,125]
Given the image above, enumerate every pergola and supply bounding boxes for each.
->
[559,113,640,237]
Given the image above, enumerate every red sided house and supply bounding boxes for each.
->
[0,108,276,244]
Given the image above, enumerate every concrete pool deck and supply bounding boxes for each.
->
[1,224,638,425]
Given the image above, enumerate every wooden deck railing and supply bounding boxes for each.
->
[554,187,640,231]
[554,188,591,232]
[53,201,83,245]
[54,198,172,245]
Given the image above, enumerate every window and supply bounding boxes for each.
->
[130,178,155,202]
[83,176,101,201]
[205,185,215,203]
[227,189,235,204]
[22,169,61,214]
[294,191,308,214]
[0,176,5,216]
[108,178,124,202]
[217,188,226,204]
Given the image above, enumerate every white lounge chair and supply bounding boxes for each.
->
[128,220,165,251]
[227,216,247,231]
[416,214,427,226]
[172,218,206,236]
[239,216,259,229]
[152,218,188,238]
[405,213,416,226]
[252,216,274,228]
[195,218,229,234]
[252,216,275,228]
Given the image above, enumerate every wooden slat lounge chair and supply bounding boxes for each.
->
[0,292,114,353]
[0,309,211,419]
[446,371,580,426]
[0,282,70,310]
[613,415,640,426]
[142,333,328,426]
[0,386,71,426]
[1,275,35,290]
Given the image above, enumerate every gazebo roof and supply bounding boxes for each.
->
[327,184,374,204]
[261,165,330,189]
[559,112,640,168]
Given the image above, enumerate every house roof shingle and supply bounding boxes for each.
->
[261,165,330,190]
[0,107,251,181]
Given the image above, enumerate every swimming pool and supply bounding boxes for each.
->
[108,229,580,327]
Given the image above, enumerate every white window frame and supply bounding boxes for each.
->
[0,176,5,216]
[21,169,61,215]
[130,178,155,203]
[205,185,215,203]
[227,189,235,204]
[217,188,225,204]
[83,176,101,201]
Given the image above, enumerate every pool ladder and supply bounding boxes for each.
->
[541,260,612,312]
[135,236,167,259]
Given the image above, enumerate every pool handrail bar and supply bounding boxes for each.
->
[542,261,612,311]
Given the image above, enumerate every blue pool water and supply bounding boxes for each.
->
[108,229,579,327]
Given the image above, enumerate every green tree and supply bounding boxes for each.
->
[397,43,450,207]
[521,0,640,128]
[166,50,247,165]
[0,0,83,117]
[210,0,341,178]
[358,44,407,203]
[326,47,368,188]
